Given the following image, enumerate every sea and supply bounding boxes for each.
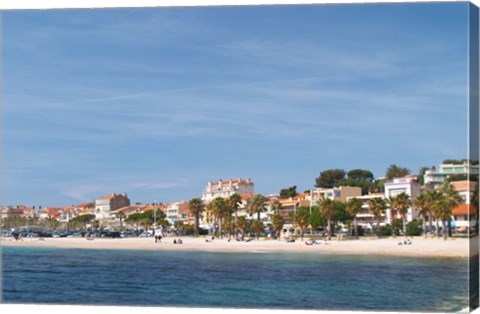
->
[1,246,470,312]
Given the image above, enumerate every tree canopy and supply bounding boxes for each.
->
[315,169,346,188]
[279,185,298,199]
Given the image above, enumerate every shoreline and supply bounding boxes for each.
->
[0,236,474,258]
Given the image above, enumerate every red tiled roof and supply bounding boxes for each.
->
[98,194,115,201]
[293,193,308,200]
[240,194,254,200]
[452,204,477,215]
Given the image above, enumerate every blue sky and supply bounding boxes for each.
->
[2,2,470,206]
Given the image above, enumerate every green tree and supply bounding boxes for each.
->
[279,186,298,199]
[309,206,325,230]
[70,214,96,231]
[174,220,185,233]
[406,220,422,236]
[385,164,410,182]
[346,198,363,238]
[388,192,412,236]
[246,194,268,221]
[318,198,337,240]
[188,198,205,237]
[315,169,346,188]
[140,218,152,235]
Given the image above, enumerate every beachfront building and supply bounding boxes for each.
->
[384,176,421,222]
[310,186,362,204]
[164,201,190,225]
[201,178,254,202]
[346,193,388,230]
[450,181,478,233]
[95,194,131,227]
[424,161,479,188]
[1,206,25,219]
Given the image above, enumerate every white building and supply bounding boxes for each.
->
[95,193,130,221]
[384,176,421,222]
[164,201,189,225]
[201,178,254,202]
[346,193,388,229]
[424,162,479,187]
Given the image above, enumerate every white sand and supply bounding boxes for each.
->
[1,236,475,258]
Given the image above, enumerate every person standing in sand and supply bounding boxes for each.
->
[154,228,162,243]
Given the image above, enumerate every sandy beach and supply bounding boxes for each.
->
[1,236,476,258]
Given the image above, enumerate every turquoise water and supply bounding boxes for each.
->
[1,246,469,311]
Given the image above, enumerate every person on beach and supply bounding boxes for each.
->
[154,228,163,243]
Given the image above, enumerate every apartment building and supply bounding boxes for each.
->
[201,178,254,202]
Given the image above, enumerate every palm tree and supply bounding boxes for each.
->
[388,193,412,236]
[346,198,363,239]
[227,193,242,225]
[413,193,430,238]
[425,190,442,237]
[236,216,249,240]
[251,220,264,240]
[210,197,229,238]
[385,164,410,182]
[318,198,337,240]
[246,194,267,221]
[438,181,462,240]
[292,207,310,241]
[272,213,285,240]
[115,212,126,232]
[188,198,205,237]
[367,197,387,237]
[271,200,282,214]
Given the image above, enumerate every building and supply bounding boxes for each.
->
[95,193,131,222]
[450,181,478,233]
[201,178,254,202]
[384,176,421,222]
[310,186,362,204]
[164,201,190,225]
[424,162,479,188]
[346,193,388,229]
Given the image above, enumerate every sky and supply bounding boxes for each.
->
[2,2,471,206]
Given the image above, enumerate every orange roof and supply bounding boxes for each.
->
[452,181,477,192]
[98,194,115,201]
[452,204,477,215]
[293,193,308,200]
[240,194,254,200]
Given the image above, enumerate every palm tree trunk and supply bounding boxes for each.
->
[219,219,223,239]
[403,216,407,237]
[429,213,433,236]
[435,219,439,238]
[422,214,427,239]
[354,217,358,239]
[194,215,199,237]
[443,220,448,240]
[327,219,331,240]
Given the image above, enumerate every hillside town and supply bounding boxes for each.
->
[1,160,479,239]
